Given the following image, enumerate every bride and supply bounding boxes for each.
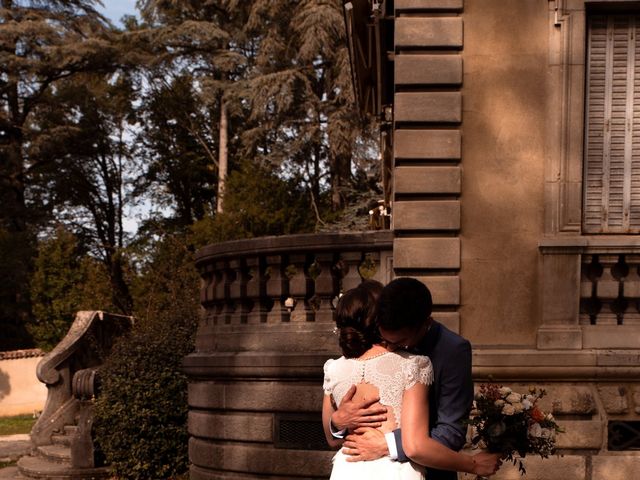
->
[322,284,500,479]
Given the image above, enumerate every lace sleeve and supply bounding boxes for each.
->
[403,355,434,390]
[323,358,335,395]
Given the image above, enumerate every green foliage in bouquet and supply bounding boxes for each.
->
[466,384,564,475]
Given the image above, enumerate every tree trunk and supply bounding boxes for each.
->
[330,153,351,211]
[217,96,228,214]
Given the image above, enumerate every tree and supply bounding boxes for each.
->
[29,228,114,350]
[135,0,248,219]
[41,74,136,313]
[0,0,116,341]
[136,75,218,228]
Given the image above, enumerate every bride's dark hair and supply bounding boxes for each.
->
[335,281,383,358]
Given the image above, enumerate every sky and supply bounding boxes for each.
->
[98,0,139,26]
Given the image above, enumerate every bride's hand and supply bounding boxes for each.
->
[471,452,502,477]
[330,385,387,431]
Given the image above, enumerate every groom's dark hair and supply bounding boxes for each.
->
[376,277,432,331]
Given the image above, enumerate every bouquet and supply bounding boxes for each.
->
[466,384,564,477]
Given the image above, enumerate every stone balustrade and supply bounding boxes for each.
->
[580,253,640,325]
[192,231,393,353]
[185,231,393,480]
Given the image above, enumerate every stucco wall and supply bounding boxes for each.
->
[0,354,46,417]
[461,0,548,346]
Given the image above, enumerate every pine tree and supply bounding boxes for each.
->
[0,0,116,346]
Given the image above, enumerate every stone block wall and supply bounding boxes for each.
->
[393,0,463,333]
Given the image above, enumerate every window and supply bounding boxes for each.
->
[584,14,640,233]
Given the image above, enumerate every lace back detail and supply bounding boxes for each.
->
[323,352,433,428]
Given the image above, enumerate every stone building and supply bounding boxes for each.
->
[185,1,640,479]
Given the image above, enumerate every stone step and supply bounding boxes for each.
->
[0,465,28,480]
[61,427,77,437]
[34,445,70,464]
[17,456,110,480]
[49,436,71,448]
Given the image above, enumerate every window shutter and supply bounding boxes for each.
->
[584,15,640,233]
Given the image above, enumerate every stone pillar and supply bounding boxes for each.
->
[537,249,582,349]
[392,0,463,332]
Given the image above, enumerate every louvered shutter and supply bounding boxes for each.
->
[584,14,640,233]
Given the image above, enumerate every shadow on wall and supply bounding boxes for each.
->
[0,368,10,402]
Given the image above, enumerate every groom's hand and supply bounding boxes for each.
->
[343,427,388,462]
[330,385,387,431]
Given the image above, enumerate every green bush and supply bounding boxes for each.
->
[94,235,199,480]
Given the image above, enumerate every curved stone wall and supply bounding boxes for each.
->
[184,231,393,480]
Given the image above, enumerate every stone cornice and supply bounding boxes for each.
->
[539,235,640,254]
[183,348,640,381]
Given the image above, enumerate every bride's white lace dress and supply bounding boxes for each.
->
[323,351,433,480]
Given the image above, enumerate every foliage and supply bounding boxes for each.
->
[29,228,114,351]
[94,235,199,480]
[0,228,34,350]
[0,0,116,335]
[190,162,318,246]
[135,75,218,226]
[467,384,564,475]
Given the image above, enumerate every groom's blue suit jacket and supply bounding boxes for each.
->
[393,320,474,480]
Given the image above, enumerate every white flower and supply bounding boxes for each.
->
[494,399,505,407]
[506,392,522,404]
[502,404,516,415]
[541,428,554,439]
[499,386,512,397]
[512,402,524,413]
[528,423,542,438]
[522,399,533,410]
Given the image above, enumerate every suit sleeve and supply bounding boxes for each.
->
[393,339,473,462]
[429,339,473,450]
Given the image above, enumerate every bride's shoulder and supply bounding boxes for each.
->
[398,351,432,369]
[323,355,347,372]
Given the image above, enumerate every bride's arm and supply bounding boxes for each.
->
[401,383,482,474]
[322,394,344,449]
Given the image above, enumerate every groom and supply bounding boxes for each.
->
[329,277,473,480]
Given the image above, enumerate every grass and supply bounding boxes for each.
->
[0,414,35,436]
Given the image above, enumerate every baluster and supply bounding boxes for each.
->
[246,256,267,324]
[340,251,363,292]
[199,265,214,327]
[580,255,596,325]
[288,253,313,322]
[313,253,338,323]
[219,261,235,325]
[624,255,640,325]
[210,261,225,325]
[596,255,619,325]
[266,255,289,323]
[611,255,630,325]
[228,259,250,324]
